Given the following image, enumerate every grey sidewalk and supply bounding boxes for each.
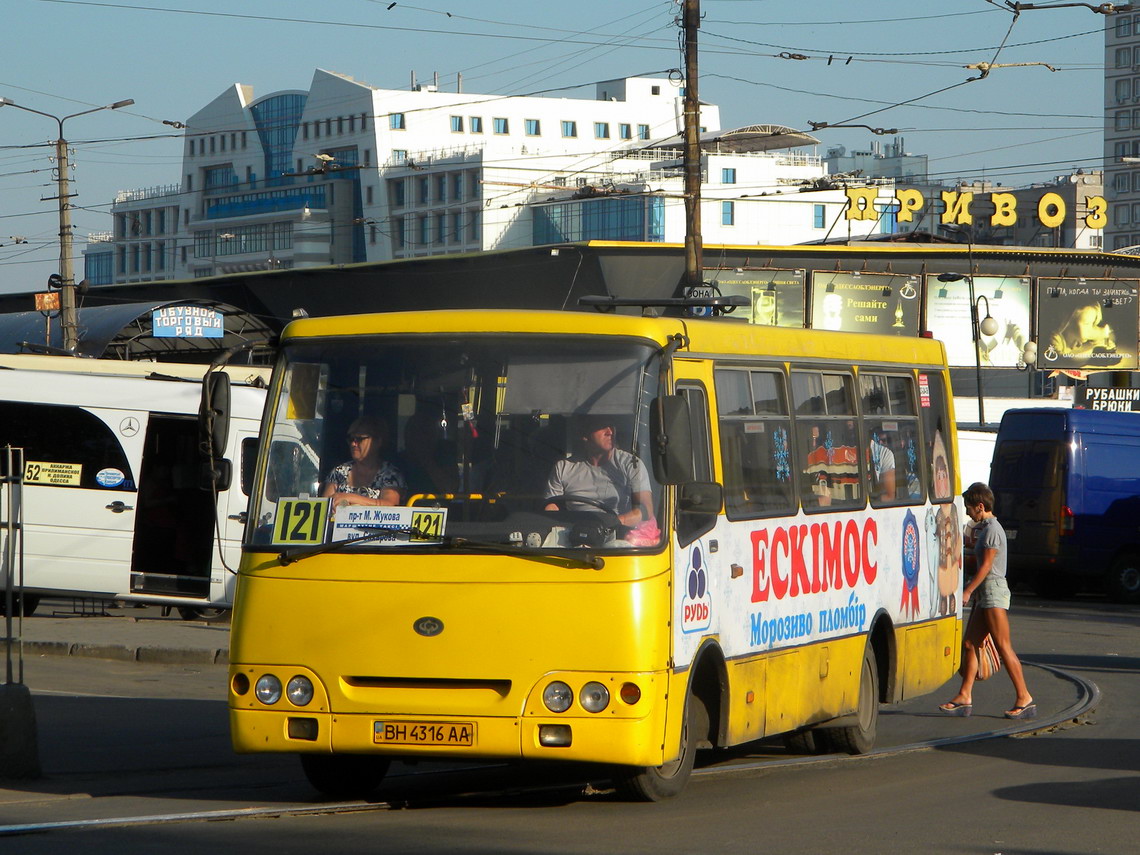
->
[6,600,229,666]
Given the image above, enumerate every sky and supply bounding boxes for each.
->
[0,0,1108,294]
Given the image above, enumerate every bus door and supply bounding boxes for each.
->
[130,414,215,598]
[1,401,141,598]
[211,430,261,602]
[671,362,718,671]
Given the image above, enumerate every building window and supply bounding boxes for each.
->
[1115,172,1131,194]
[392,149,407,164]
[1132,172,1140,193]
[469,171,481,198]
[452,212,463,243]
[436,174,447,202]
[369,225,376,244]
[722,200,735,226]
[1118,47,1133,67]
[1117,111,1131,132]
[395,218,405,248]
[418,216,429,246]
[722,168,736,184]
[619,123,632,140]
[470,116,483,133]
[561,120,577,138]
[337,117,344,135]
[450,115,463,133]
[469,209,481,242]
[651,85,661,95]
[349,116,356,133]
[638,124,650,140]
[594,122,610,139]
[1118,15,1133,37]
[452,172,463,201]
[390,112,406,130]
[366,185,374,205]
[525,118,541,136]
[814,204,826,229]
[1116,78,1132,102]
[418,177,430,204]
[435,214,446,244]
[493,117,509,134]
[392,178,406,207]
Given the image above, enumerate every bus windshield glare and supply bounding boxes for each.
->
[250,334,664,553]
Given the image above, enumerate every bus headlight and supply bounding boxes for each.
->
[543,681,573,713]
[286,675,314,707]
[579,681,610,713]
[255,674,283,705]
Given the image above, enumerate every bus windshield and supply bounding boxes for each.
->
[249,334,664,554]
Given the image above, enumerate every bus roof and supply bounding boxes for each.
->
[281,308,948,368]
[0,353,270,386]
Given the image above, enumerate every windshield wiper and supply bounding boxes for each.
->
[276,526,604,569]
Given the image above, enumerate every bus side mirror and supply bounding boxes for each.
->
[650,395,694,485]
[199,371,232,490]
[677,481,722,547]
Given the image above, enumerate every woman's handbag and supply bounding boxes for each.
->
[965,605,1003,680]
[976,632,1002,681]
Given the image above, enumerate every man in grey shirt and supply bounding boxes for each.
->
[544,415,653,528]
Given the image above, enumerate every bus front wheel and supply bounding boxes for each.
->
[821,643,879,755]
[611,693,706,802]
[300,754,390,800]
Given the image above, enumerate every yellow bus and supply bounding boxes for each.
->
[225,306,964,801]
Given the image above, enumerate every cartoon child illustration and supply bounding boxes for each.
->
[935,503,961,616]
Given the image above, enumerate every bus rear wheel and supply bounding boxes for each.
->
[611,693,706,802]
[300,754,390,800]
[820,643,879,755]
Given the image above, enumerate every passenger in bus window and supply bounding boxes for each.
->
[321,416,406,510]
[868,429,896,501]
[544,415,653,529]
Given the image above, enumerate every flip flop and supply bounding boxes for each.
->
[938,701,972,716]
[1004,703,1037,720]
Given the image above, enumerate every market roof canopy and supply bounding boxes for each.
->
[652,125,821,154]
[0,300,274,360]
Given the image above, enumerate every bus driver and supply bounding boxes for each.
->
[544,415,653,529]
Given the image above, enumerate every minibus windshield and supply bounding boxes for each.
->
[249,334,664,554]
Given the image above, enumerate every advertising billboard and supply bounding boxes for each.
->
[1036,278,1138,371]
[704,268,806,328]
[924,275,1031,368]
[809,272,920,335]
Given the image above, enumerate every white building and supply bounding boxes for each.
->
[86,69,888,284]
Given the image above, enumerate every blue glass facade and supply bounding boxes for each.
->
[84,249,113,285]
[249,93,307,185]
[533,196,665,244]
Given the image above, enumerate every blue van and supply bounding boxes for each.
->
[989,408,1140,603]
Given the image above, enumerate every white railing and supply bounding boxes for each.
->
[114,184,182,204]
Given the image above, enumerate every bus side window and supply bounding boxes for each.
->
[861,373,924,507]
[917,372,954,501]
[714,367,795,518]
[791,370,862,511]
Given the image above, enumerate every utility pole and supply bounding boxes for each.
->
[682,0,702,291]
[0,97,134,353]
[49,136,78,352]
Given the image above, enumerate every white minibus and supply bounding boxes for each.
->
[0,354,268,619]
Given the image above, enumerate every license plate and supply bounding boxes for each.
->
[373,720,476,746]
[1006,529,1017,541]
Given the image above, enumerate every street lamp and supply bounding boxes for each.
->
[0,96,134,352]
[938,272,999,424]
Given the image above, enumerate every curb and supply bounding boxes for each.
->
[22,640,227,667]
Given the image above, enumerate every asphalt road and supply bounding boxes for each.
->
[0,595,1134,854]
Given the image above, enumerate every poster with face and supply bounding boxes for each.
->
[809,272,920,336]
[1036,278,1139,371]
[703,268,806,328]
[924,275,1032,368]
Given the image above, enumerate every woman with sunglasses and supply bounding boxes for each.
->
[321,416,406,509]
